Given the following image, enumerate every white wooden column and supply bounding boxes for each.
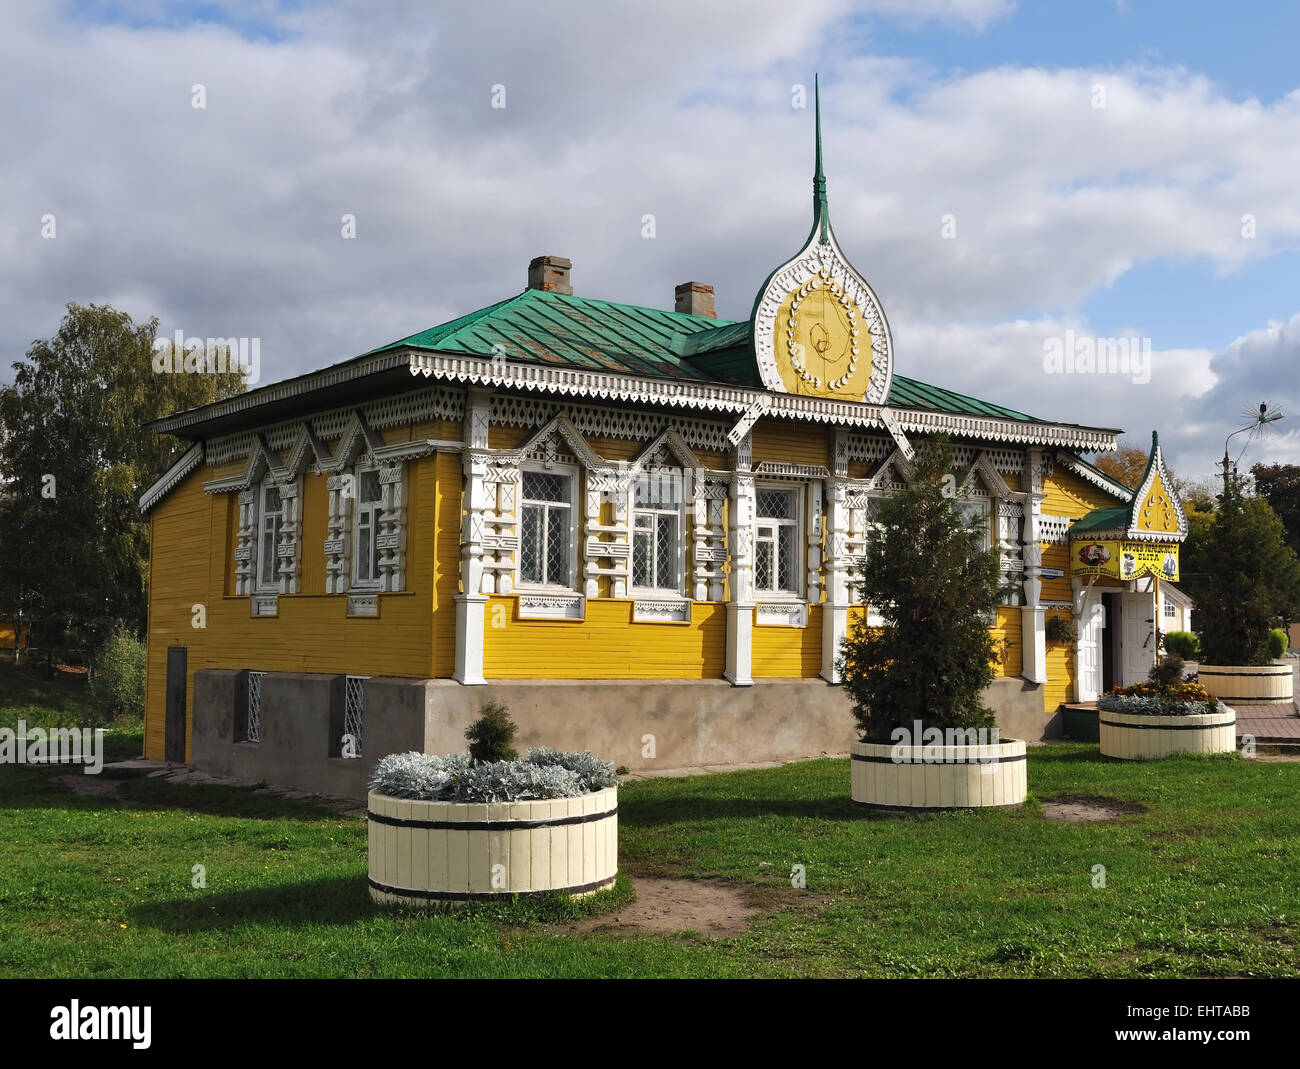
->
[821,477,850,682]
[1020,447,1048,684]
[454,389,490,685]
[724,435,755,686]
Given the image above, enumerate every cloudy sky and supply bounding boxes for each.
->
[4,0,1298,483]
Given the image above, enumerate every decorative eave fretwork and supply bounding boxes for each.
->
[405,352,1119,453]
[138,443,204,513]
[203,434,281,495]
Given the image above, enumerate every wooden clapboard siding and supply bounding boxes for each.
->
[1044,629,1076,712]
[488,424,530,450]
[299,473,328,595]
[481,598,725,678]
[1040,466,1121,605]
[990,605,1022,677]
[752,605,823,677]
[143,457,443,762]
[1042,465,1119,520]
[1040,543,1073,603]
[432,452,462,678]
[750,420,830,469]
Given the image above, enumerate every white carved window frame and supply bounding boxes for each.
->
[517,461,581,593]
[255,476,285,594]
[753,481,803,600]
[630,466,686,597]
[351,464,384,591]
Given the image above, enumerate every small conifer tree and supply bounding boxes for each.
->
[465,701,519,763]
[837,438,1013,742]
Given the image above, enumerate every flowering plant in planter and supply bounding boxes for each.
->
[1097,657,1227,717]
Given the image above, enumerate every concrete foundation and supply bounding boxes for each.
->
[191,668,1062,800]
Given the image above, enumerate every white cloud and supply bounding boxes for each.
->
[0,0,1295,492]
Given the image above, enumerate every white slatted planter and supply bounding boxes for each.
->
[850,739,1027,810]
[367,787,617,905]
[1099,708,1236,760]
[1196,664,1293,706]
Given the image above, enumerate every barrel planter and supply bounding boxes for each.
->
[1196,663,1293,705]
[850,738,1027,810]
[1099,708,1236,760]
[367,787,617,906]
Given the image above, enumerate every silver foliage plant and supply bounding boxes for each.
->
[369,748,617,803]
[1097,693,1228,717]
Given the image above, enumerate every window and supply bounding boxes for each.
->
[244,671,263,744]
[258,482,283,590]
[1163,598,1177,620]
[353,468,383,587]
[342,675,366,758]
[632,469,682,592]
[954,498,991,551]
[754,487,800,595]
[520,469,573,587]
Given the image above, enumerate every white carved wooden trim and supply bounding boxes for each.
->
[274,476,303,594]
[324,474,352,594]
[408,353,1120,452]
[376,464,406,592]
[234,488,257,596]
[250,593,278,617]
[347,592,379,617]
[632,598,691,623]
[1038,514,1072,545]
[517,593,585,620]
[489,395,732,453]
[755,601,808,628]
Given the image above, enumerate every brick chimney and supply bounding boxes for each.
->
[527,255,572,295]
[674,281,716,319]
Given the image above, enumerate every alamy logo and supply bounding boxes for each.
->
[153,329,261,385]
[889,720,1002,765]
[0,720,104,774]
[49,1000,151,1049]
[1042,330,1151,384]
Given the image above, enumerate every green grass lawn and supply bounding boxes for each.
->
[1,667,1297,977]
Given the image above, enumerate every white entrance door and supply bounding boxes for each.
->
[1076,588,1104,701]
[1119,592,1155,686]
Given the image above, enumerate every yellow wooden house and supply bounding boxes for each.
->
[139,96,1183,794]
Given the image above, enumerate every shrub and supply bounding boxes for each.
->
[1268,628,1289,659]
[1181,484,1300,665]
[837,437,1013,742]
[90,624,146,726]
[368,748,616,803]
[1162,630,1200,660]
[465,701,518,763]
[1149,655,1185,690]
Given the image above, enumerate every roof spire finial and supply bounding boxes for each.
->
[813,73,828,242]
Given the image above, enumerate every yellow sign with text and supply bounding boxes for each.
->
[1071,540,1179,582]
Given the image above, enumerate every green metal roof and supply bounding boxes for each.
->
[369,289,720,382]
[374,289,1047,424]
[1069,506,1129,534]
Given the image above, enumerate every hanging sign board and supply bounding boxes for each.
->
[1071,540,1179,582]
